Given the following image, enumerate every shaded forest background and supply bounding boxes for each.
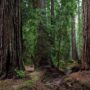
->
[22,0,83,69]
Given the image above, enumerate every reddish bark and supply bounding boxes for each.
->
[82,0,90,70]
[0,0,24,79]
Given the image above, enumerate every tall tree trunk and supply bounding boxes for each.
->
[71,16,79,61]
[77,0,83,60]
[0,0,24,79]
[50,0,56,62]
[50,0,55,45]
[51,0,55,40]
[51,0,54,23]
[82,0,90,70]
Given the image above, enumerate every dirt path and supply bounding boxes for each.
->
[0,66,90,90]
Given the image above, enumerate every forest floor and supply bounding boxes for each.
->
[0,66,90,90]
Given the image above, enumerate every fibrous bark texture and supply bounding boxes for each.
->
[82,0,90,69]
[0,0,23,78]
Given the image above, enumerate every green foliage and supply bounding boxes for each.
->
[22,0,83,69]
[15,70,26,78]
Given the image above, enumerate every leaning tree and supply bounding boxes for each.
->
[0,0,24,79]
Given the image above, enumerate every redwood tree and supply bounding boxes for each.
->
[82,0,90,69]
[0,0,23,79]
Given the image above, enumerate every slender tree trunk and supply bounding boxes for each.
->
[77,0,83,60]
[51,0,54,23]
[51,0,55,42]
[57,39,61,68]
[0,0,24,79]
[50,0,57,63]
[71,16,79,61]
[82,0,90,70]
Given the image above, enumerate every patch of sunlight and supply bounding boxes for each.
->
[30,71,43,82]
